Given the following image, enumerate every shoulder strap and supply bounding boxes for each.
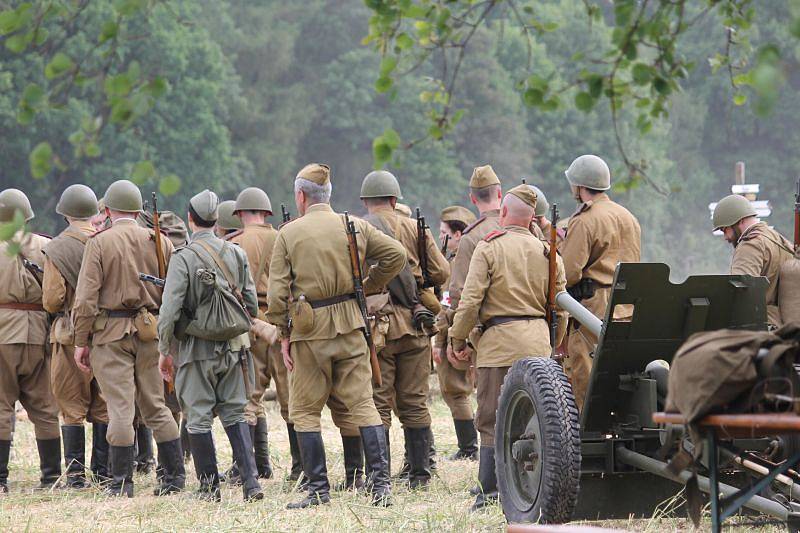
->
[192,240,244,304]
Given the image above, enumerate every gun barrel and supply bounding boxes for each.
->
[555,290,602,338]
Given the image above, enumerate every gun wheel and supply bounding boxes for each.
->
[495,357,581,524]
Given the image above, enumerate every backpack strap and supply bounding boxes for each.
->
[191,240,246,308]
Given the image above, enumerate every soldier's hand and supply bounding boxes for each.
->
[281,338,293,371]
[74,346,91,373]
[432,346,442,365]
[159,353,175,383]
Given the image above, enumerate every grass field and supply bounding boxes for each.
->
[0,379,787,532]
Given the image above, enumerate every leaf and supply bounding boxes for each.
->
[542,22,559,32]
[451,109,466,126]
[0,10,20,36]
[733,93,747,106]
[16,105,34,125]
[375,76,393,93]
[5,33,27,53]
[44,52,73,78]
[382,128,400,149]
[110,99,134,124]
[144,77,168,98]
[0,212,25,241]
[631,63,652,85]
[115,0,146,16]
[574,92,594,112]
[158,174,181,196]
[132,160,156,184]
[428,124,443,139]
[22,83,44,107]
[523,88,543,107]
[372,139,392,165]
[99,20,118,43]
[85,143,102,158]
[652,77,671,96]
[379,55,397,76]
[396,32,413,50]
[29,142,53,179]
[104,73,132,97]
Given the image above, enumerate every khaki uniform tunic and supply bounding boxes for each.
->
[230,224,278,425]
[0,232,60,441]
[448,209,502,310]
[266,203,406,432]
[731,222,794,328]
[73,218,179,446]
[450,225,567,446]
[366,206,449,429]
[560,194,641,411]
[42,221,108,426]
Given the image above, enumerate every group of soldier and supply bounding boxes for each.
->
[0,151,789,512]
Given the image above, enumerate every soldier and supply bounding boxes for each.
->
[712,194,794,328]
[42,185,109,488]
[359,170,449,489]
[266,163,405,508]
[0,189,62,492]
[157,190,264,502]
[395,203,412,218]
[560,155,641,411]
[433,206,479,461]
[215,200,242,238]
[90,199,109,231]
[450,185,567,511]
[72,179,184,498]
[229,187,276,480]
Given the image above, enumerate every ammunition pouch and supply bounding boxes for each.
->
[290,296,314,335]
[366,292,392,352]
[133,308,159,342]
[567,278,597,302]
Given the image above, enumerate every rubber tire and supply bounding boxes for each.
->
[495,357,581,524]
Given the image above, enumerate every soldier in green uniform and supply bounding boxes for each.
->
[0,189,62,492]
[42,185,109,488]
[215,200,242,238]
[267,163,405,508]
[157,190,264,502]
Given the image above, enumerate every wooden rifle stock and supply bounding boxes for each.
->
[416,207,440,298]
[794,179,800,250]
[150,192,172,392]
[547,203,559,357]
[343,212,382,387]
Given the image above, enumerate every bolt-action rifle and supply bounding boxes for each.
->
[139,272,165,287]
[794,179,800,250]
[22,258,44,274]
[281,203,291,224]
[440,234,450,256]
[416,207,441,299]
[150,192,172,391]
[547,203,560,358]
[344,212,382,387]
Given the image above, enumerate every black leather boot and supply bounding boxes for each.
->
[449,419,479,461]
[287,431,331,509]
[90,423,110,483]
[286,423,308,490]
[36,438,62,489]
[429,427,437,472]
[0,439,10,493]
[404,427,431,489]
[188,432,220,502]
[134,425,155,474]
[62,425,88,488]
[360,425,392,507]
[471,446,499,511]
[334,435,364,491]
[384,426,391,475]
[224,422,263,501]
[154,439,185,496]
[180,419,191,463]
[106,445,134,497]
[254,417,273,479]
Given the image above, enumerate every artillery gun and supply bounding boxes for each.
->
[494,262,799,526]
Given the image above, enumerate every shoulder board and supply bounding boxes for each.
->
[483,229,507,242]
[89,227,111,238]
[462,216,486,235]
[224,229,243,241]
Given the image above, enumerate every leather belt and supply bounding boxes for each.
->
[308,293,356,309]
[106,309,158,318]
[0,302,45,312]
[483,315,540,330]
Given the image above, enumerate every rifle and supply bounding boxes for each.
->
[150,193,171,392]
[794,178,800,250]
[23,258,44,274]
[238,346,253,400]
[343,212,382,387]
[440,234,450,256]
[139,272,165,287]
[281,203,291,224]
[416,207,440,299]
[547,203,560,358]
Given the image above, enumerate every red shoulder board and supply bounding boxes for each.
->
[224,229,243,241]
[89,227,111,238]
[461,216,486,235]
[483,229,507,242]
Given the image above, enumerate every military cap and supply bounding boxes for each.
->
[189,189,219,223]
[296,163,331,186]
[440,206,476,226]
[234,187,272,214]
[395,203,412,217]
[0,188,34,222]
[507,184,538,210]
[56,184,99,219]
[469,165,501,188]
[217,200,243,230]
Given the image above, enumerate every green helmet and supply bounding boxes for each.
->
[103,179,142,212]
[565,154,611,191]
[0,188,34,222]
[528,185,549,217]
[216,200,242,231]
[712,194,756,230]
[56,184,99,219]
[360,170,403,199]
[234,187,272,214]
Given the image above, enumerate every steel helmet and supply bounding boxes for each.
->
[565,155,611,191]
[56,184,99,219]
[528,185,549,217]
[360,170,403,199]
[712,194,757,230]
[103,179,143,212]
[0,188,34,222]
[217,200,243,230]
[234,187,272,214]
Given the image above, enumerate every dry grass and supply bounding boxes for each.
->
[0,381,787,532]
